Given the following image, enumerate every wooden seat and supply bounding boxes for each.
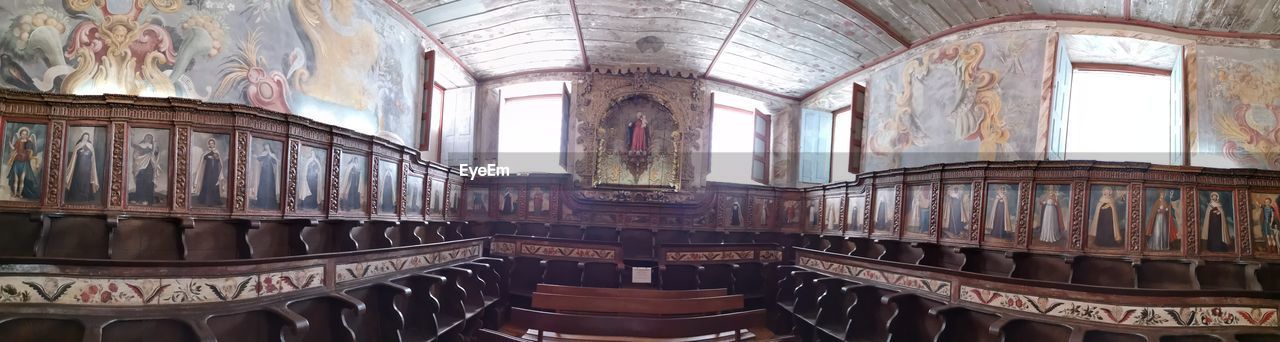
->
[532,292,743,316]
[497,307,770,341]
[535,284,727,299]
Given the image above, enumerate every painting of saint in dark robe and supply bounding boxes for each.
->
[430,179,445,215]
[296,146,327,212]
[905,185,931,234]
[984,184,1018,242]
[406,175,424,215]
[248,139,282,211]
[189,133,229,208]
[874,187,896,231]
[1199,191,1235,253]
[127,128,170,206]
[528,186,550,216]
[63,127,106,205]
[1087,185,1128,249]
[468,188,489,216]
[378,160,398,214]
[498,186,517,215]
[727,198,743,227]
[1145,188,1181,252]
[847,194,864,232]
[338,154,368,213]
[448,184,461,216]
[0,123,46,201]
[1032,185,1069,247]
[1251,193,1280,254]
[942,184,972,238]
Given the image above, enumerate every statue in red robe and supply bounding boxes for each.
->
[625,112,649,155]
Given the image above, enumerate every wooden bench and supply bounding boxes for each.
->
[495,307,770,341]
[532,292,744,316]
[534,284,728,298]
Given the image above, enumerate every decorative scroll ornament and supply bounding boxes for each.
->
[174,127,189,210]
[108,123,125,208]
[285,141,299,213]
[970,180,984,242]
[45,121,64,206]
[1016,181,1032,246]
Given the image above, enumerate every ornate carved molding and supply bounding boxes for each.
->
[108,122,125,208]
[286,141,299,213]
[969,180,984,242]
[45,121,65,207]
[233,131,249,212]
[174,127,190,210]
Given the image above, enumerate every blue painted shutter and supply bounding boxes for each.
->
[1047,36,1073,160]
[800,108,833,184]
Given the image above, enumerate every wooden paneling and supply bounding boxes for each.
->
[411,0,584,78]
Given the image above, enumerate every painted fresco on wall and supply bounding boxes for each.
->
[63,126,105,205]
[1086,185,1128,250]
[377,160,397,214]
[847,194,864,233]
[1194,46,1280,169]
[467,187,489,217]
[0,122,46,201]
[1032,184,1069,248]
[126,127,169,207]
[594,95,680,188]
[247,137,282,211]
[904,185,930,235]
[0,0,424,146]
[296,145,326,212]
[1145,188,1181,252]
[984,183,1017,243]
[338,154,367,213]
[189,132,229,208]
[1198,190,1236,254]
[824,197,842,231]
[942,184,972,239]
[528,186,551,217]
[1250,192,1280,254]
[873,187,895,231]
[405,174,423,215]
[863,30,1046,172]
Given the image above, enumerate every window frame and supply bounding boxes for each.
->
[496,89,570,174]
[1061,64,1176,164]
[419,51,436,151]
[432,83,446,161]
[708,95,771,186]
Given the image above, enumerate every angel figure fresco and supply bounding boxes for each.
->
[5,127,40,200]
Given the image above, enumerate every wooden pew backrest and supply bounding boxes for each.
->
[507,308,766,339]
[534,284,727,298]
[531,292,744,315]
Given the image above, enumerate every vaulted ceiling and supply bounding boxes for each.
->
[393,0,1280,99]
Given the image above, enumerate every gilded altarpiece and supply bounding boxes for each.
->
[573,73,703,190]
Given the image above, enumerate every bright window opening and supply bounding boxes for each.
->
[497,81,568,174]
[831,110,855,182]
[708,92,769,185]
[1064,70,1173,164]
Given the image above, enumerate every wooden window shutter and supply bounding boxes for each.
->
[751,109,771,184]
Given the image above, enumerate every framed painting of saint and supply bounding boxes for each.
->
[63,126,106,206]
[466,187,490,217]
[0,122,47,202]
[405,174,424,216]
[295,145,327,213]
[592,95,681,189]
[1086,184,1128,250]
[337,153,368,214]
[983,183,1018,244]
[528,186,552,217]
[941,184,972,240]
[126,127,170,208]
[1145,187,1181,253]
[247,137,283,211]
[189,132,229,209]
[376,160,398,215]
[847,192,865,234]
[873,187,896,234]
[1198,190,1236,254]
[903,185,931,236]
[1031,184,1070,248]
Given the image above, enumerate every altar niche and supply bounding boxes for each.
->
[593,95,680,189]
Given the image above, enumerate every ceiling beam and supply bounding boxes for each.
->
[381,0,476,79]
[704,0,760,77]
[567,0,590,71]
[836,0,911,47]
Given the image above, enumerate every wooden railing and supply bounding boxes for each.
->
[775,247,1280,341]
[0,238,502,342]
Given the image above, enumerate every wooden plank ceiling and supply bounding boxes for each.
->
[396,0,1280,99]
